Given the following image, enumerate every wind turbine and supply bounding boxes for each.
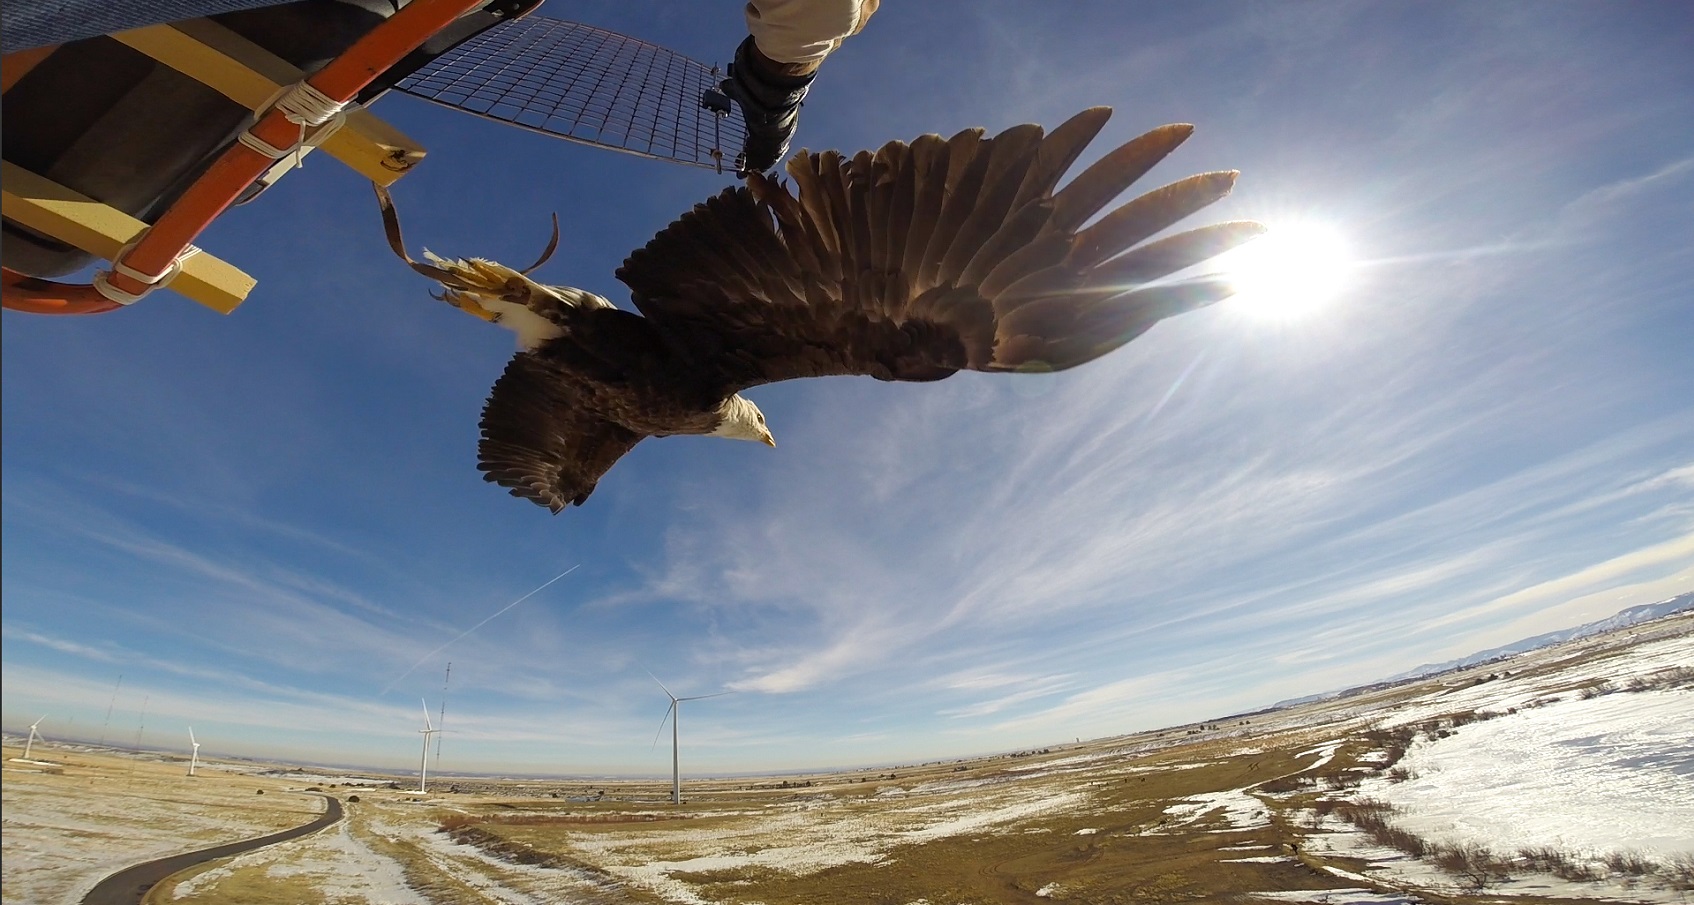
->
[21,716,46,761]
[416,698,443,793]
[187,727,202,776]
[648,673,729,805]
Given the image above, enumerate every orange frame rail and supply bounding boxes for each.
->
[2,0,484,315]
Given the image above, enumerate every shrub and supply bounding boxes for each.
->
[1347,797,1396,816]
[1628,666,1694,692]
[1604,850,1655,876]
[1517,844,1565,872]
[1431,842,1511,891]
[1337,807,1426,858]
[1552,857,1602,882]
[1516,844,1600,880]
[437,814,477,832]
[1324,773,1362,791]
[1579,678,1613,700]
[1663,852,1694,891]
[1257,775,1311,794]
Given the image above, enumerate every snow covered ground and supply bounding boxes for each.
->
[1374,689,1691,858]
[171,815,422,904]
[1307,626,1694,902]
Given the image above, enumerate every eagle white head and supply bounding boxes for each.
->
[712,394,777,446]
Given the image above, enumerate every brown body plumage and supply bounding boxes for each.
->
[380,107,1265,512]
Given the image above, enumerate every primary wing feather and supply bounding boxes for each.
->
[616,107,1264,394]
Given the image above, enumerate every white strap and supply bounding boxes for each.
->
[237,82,354,168]
[93,237,202,305]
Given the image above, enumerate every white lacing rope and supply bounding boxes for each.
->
[276,81,343,126]
[236,81,353,168]
[92,237,203,305]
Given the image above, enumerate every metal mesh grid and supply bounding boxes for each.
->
[394,16,746,172]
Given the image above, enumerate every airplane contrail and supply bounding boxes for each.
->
[381,564,580,694]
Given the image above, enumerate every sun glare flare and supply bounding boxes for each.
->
[1219,222,1353,319]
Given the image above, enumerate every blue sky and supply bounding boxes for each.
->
[3,1,1691,777]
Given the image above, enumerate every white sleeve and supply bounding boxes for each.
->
[744,0,877,65]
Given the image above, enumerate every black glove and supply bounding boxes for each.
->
[720,36,815,174]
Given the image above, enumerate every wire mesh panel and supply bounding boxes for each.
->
[394,16,746,172]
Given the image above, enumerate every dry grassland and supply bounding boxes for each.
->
[1,745,319,904]
[7,613,1687,905]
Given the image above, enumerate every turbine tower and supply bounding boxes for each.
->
[21,715,46,760]
[187,727,202,776]
[416,698,443,793]
[648,673,728,805]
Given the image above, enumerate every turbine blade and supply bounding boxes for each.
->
[650,701,675,751]
[421,698,434,731]
[678,691,733,702]
[644,668,676,701]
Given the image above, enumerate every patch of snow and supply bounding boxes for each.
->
[1149,788,1270,833]
[1369,688,1693,857]
[1074,827,1099,835]
[902,791,1086,842]
[174,820,420,903]
[1249,888,1419,904]
[1295,742,1342,773]
[411,820,613,905]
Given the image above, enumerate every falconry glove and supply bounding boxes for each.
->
[722,35,815,174]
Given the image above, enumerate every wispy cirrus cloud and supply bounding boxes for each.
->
[5,1,1691,774]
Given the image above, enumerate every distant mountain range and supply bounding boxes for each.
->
[1272,590,1694,709]
[1388,590,1694,680]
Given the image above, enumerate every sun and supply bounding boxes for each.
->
[1216,222,1353,319]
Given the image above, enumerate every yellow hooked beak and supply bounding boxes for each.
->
[760,431,777,447]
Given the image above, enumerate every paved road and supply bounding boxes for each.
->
[80,794,343,905]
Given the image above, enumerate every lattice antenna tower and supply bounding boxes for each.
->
[434,662,450,766]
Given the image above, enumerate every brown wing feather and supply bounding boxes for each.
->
[616,106,1266,392]
[478,354,645,513]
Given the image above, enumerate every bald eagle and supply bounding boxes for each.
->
[379,107,1264,512]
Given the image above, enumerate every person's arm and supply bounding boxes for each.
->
[721,0,879,173]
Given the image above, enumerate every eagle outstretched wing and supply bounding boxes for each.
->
[616,107,1264,395]
[478,352,644,512]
